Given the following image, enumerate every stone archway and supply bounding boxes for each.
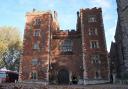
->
[57,69,69,84]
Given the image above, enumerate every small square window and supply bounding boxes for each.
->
[33,29,40,36]
[91,55,101,65]
[88,15,97,22]
[32,59,38,65]
[33,18,41,25]
[33,42,39,49]
[89,28,98,36]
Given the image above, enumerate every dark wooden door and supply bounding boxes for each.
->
[57,69,69,84]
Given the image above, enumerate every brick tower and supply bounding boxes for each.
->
[19,10,59,82]
[77,8,109,84]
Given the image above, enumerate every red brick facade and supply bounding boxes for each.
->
[19,8,109,84]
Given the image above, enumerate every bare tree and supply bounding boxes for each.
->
[0,26,22,71]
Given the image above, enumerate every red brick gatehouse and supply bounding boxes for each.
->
[19,7,109,84]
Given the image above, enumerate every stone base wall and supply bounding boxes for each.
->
[19,79,109,85]
[115,79,128,84]
[18,80,49,85]
[78,79,109,85]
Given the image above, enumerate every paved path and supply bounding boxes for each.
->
[0,83,128,89]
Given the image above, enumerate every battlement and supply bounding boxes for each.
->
[26,9,58,21]
[80,7,101,12]
[52,29,80,39]
[53,29,77,34]
[26,9,52,16]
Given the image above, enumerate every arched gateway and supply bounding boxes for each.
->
[57,69,69,84]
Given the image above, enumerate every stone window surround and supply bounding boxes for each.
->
[88,27,98,36]
[59,39,73,52]
[88,15,97,22]
[33,29,40,36]
[31,71,38,80]
[33,18,42,25]
[90,40,99,48]
[31,58,38,65]
[91,54,101,64]
[33,41,40,50]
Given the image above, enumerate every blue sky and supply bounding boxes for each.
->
[0,0,117,51]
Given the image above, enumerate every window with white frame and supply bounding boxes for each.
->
[88,15,97,22]
[91,55,101,64]
[32,58,38,65]
[90,40,99,48]
[33,42,39,49]
[91,54,101,79]
[33,18,41,25]
[89,28,98,36]
[33,29,40,36]
[59,39,73,53]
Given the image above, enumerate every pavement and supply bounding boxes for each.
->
[0,83,128,89]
